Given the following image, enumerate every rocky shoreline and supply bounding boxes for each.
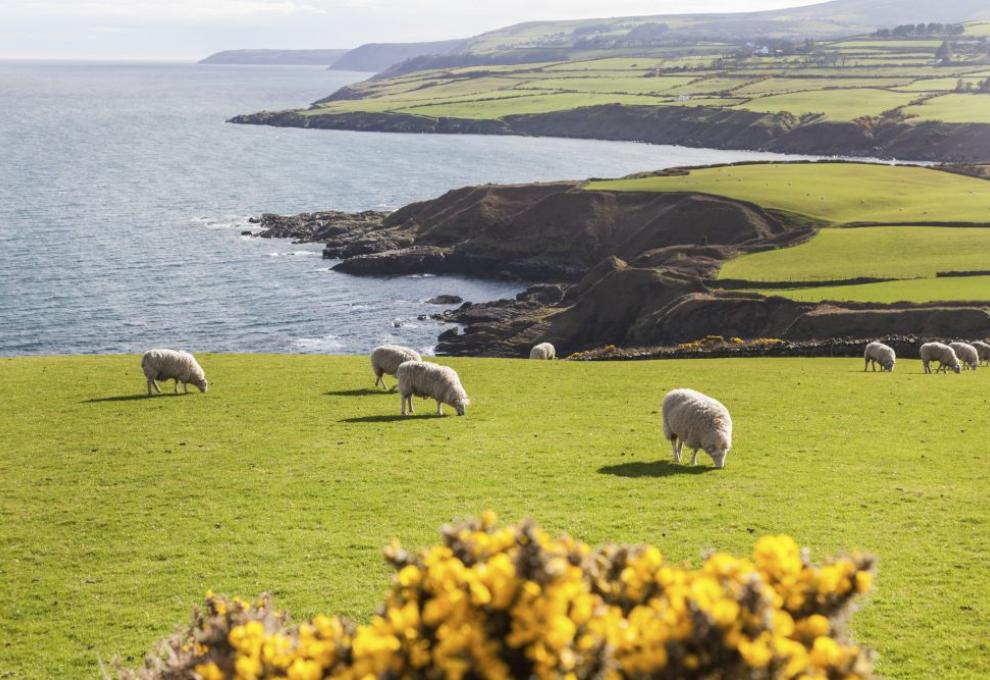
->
[251,173,990,358]
[230,104,990,163]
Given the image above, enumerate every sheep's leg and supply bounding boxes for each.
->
[147,379,156,396]
[864,358,869,372]
[671,437,681,464]
[374,373,382,388]
[401,394,407,416]
[690,449,698,466]
[183,381,189,393]
[436,401,443,416]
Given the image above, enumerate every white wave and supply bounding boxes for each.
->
[266,250,321,258]
[193,215,253,231]
[292,334,346,353]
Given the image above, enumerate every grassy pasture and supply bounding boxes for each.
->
[747,274,990,303]
[584,163,990,225]
[733,77,914,96]
[902,93,990,125]
[391,92,670,118]
[719,227,990,283]
[2,355,990,679]
[735,88,916,119]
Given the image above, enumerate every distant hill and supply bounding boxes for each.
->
[199,49,348,66]
[462,0,990,52]
[328,40,468,72]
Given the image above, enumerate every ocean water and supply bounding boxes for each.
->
[0,61,820,356]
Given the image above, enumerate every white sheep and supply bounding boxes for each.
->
[971,340,990,367]
[949,342,979,371]
[141,349,208,396]
[863,341,896,372]
[920,342,961,374]
[370,345,422,389]
[529,342,556,360]
[396,360,469,416]
[661,388,733,469]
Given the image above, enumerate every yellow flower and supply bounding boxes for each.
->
[194,662,225,680]
[809,636,843,668]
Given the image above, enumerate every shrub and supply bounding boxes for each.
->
[118,515,874,680]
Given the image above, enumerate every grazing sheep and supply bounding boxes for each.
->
[370,345,422,389]
[141,349,208,396]
[396,360,469,416]
[920,342,961,374]
[661,388,733,469]
[529,342,556,360]
[972,340,990,367]
[863,341,896,372]
[949,342,980,371]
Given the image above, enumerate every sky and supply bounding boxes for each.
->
[0,0,827,61]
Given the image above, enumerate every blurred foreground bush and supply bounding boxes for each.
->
[118,514,874,680]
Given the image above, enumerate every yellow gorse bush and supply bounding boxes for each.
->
[120,514,874,679]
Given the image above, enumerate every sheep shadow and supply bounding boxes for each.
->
[83,393,187,403]
[340,414,443,423]
[598,460,717,478]
[325,388,389,397]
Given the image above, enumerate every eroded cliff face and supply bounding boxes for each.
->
[253,180,990,358]
[231,104,990,163]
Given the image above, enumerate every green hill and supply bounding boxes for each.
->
[2,354,989,678]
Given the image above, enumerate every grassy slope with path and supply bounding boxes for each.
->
[1,355,989,679]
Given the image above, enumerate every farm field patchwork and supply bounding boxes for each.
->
[295,24,990,126]
[2,355,990,679]
[584,162,990,224]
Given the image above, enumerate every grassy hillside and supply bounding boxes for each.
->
[585,163,990,224]
[747,274,990,303]
[462,0,990,51]
[587,162,990,304]
[2,355,990,679]
[299,23,990,126]
[719,226,990,281]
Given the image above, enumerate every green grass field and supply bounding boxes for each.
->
[747,274,990,303]
[2,355,990,679]
[902,93,990,125]
[719,227,990,283]
[735,88,915,119]
[584,163,990,224]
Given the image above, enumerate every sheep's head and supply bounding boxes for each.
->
[952,362,962,374]
[194,376,209,393]
[708,447,729,469]
[454,397,469,417]
[884,360,895,372]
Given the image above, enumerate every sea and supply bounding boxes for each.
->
[0,61,822,356]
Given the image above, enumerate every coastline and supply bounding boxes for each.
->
[229,104,990,164]
[251,161,990,359]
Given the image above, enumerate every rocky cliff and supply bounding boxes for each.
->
[254,177,990,357]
